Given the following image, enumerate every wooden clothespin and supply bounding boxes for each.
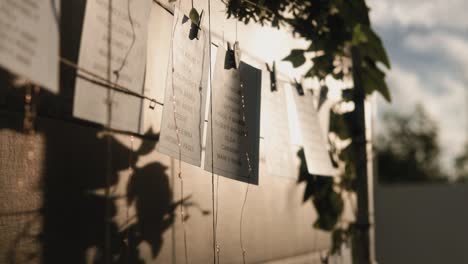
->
[224,41,240,70]
[188,9,204,40]
[294,78,304,96]
[265,61,277,92]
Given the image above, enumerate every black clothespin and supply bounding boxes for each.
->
[224,42,237,69]
[265,61,277,92]
[294,78,304,96]
[189,10,203,40]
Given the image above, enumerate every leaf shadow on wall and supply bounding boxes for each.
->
[0,78,186,263]
[0,1,209,263]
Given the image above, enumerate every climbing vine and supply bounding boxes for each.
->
[226,0,391,259]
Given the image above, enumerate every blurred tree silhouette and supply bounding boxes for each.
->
[376,104,448,183]
[455,143,468,182]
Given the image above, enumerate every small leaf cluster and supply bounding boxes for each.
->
[227,0,391,101]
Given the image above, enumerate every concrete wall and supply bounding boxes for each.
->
[374,184,468,264]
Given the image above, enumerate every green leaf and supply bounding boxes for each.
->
[329,110,351,140]
[306,54,335,80]
[352,24,368,45]
[282,49,306,68]
[189,8,200,24]
[361,63,391,102]
[353,24,391,68]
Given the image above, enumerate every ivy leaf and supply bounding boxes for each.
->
[352,24,368,45]
[282,49,306,68]
[307,54,334,80]
[353,24,390,68]
[341,88,354,102]
[329,110,351,140]
[361,63,391,102]
[332,228,346,254]
[189,8,200,24]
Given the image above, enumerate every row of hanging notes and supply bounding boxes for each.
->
[0,2,335,182]
[157,9,263,184]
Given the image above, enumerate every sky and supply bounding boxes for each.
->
[367,0,468,178]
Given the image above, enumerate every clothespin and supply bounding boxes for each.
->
[189,10,204,40]
[265,61,277,92]
[224,42,239,69]
[294,78,304,96]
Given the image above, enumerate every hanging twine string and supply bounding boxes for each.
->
[233,19,254,264]
[106,0,136,262]
[113,0,136,83]
[238,79,253,264]
[60,58,161,108]
[104,0,114,262]
[207,0,219,263]
[170,1,189,262]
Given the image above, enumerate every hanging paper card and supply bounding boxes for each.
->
[341,244,352,264]
[205,49,261,184]
[73,0,151,133]
[261,81,295,179]
[157,8,209,167]
[292,89,335,176]
[0,0,60,93]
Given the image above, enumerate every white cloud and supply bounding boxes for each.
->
[367,0,468,30]
[404,32,468,78]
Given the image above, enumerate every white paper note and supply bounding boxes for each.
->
[261,81,295,179]
[73,0,152,133]
[292,89,335,176]
[205,49,262,184]
[341,244,352,264]
[157,9,209,167]
[0,0,60,93]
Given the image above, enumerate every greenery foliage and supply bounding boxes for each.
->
[226,0,392,257]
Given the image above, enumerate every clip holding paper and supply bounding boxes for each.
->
[224,41,240,70]
[266,61,277,92]
[224,42,236,69]
[294,78,304,96]
[189,10,204,40]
